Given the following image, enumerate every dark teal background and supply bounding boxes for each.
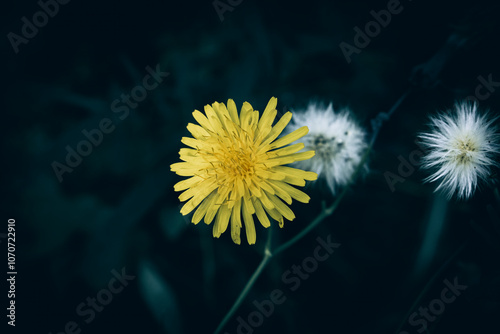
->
[3,0,500,333]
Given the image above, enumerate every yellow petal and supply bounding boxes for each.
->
[179,154,205,163]
[227,99,240,125]
[283,176,305,187]
[242,110,259,135]
[259,190,275,210]
[192,110,214,132]
[230,200,242,244]
[216,182,232,199]
[178,178,217,202]
[288,150,316,162]
[170,162,204,177]
[180,137,204,149]
[243,188,255,214]
[272,166,318,181]
[180,194,206,216]
[178,148,198,158]
[228,188,239,210]
[192,190,217,224]
[215,102,236,134]
[266,151,316,168]
[204,203,220,225]
[271,167,306,187]
[180,181,218,214]
[252,197,270,228]
[235,178,246,200]
[173,175,203,192]
[262,205,283,225]
[266,180,292,204]
[269,126,308,149]
[267,143,305,158]
[261,97,277,122]
[213,204,230,238]
[204,104,225,134]
[255,169,285,181]
[256,178,275,195]
[258,112,293,148]
[242,201,256,245]
[256,97,278,138]
[204,185,231,224]
[245,177,262,197]
[268,195,295,221]
[239,102,253,129]
[272,181,310,203]
[204,185,228,222]
[186,123,210,139]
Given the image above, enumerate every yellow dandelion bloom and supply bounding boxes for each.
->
[171,97,318,245]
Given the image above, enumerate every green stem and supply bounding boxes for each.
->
[213,227,273,334]
[273,185,348,256]
[274,142,372,256]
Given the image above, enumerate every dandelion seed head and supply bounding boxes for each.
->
[419,101,500,199]
[287,103,367,194]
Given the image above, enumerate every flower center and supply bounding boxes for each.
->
[311,134,344,157]
[221,145,255,179]
[455,138,477,164]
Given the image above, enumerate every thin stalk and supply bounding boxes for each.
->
[273,148,368,256]
[213,227,273,334]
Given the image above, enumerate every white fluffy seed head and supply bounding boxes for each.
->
[287,102,368,194]
[419,101,500,200]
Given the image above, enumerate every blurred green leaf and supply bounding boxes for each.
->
[138,260,182,334]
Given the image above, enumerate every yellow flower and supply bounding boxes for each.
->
[171,97,318,245]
